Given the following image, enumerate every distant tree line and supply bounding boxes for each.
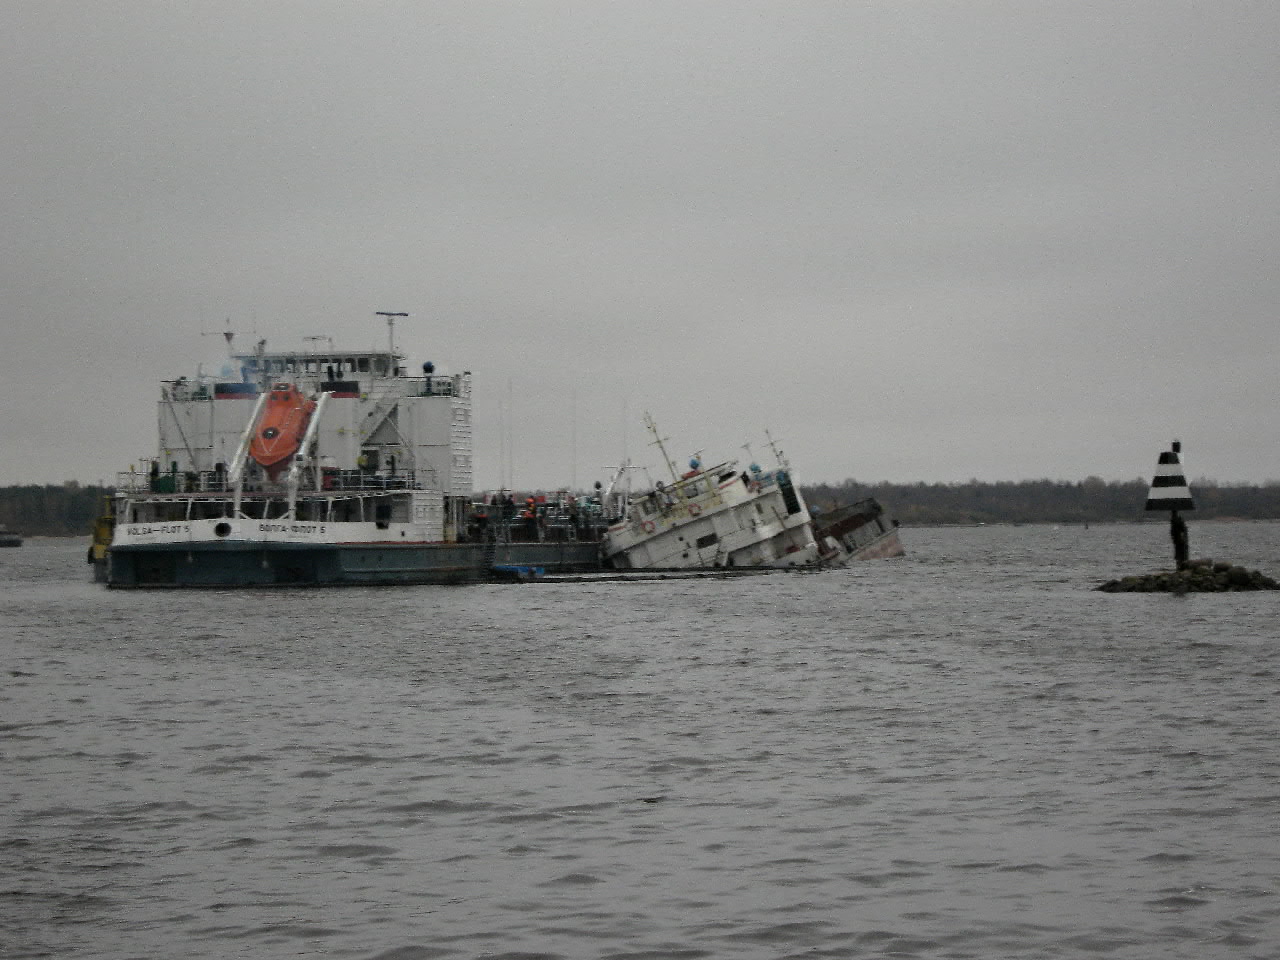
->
[802,478,1280,526]
[0,483,110,537]
[4,478,1280,537]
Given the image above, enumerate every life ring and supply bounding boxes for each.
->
[687,503,701,517]
[641,520,656,533]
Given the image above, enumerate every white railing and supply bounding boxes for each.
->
[115,467,425,497]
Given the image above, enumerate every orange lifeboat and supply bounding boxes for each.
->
[249,383,316,481]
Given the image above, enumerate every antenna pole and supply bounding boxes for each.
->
[765,428,790,471]
[644,411,678,482]
[375,311,409,357]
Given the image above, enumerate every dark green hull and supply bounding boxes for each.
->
[107,540,602,587]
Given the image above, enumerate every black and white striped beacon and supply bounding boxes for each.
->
[1147,440,1193,566]
[1145,441,1194,512]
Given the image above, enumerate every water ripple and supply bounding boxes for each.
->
[3,529,1280,958]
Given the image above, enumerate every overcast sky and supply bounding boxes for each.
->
[4,2,1277,490]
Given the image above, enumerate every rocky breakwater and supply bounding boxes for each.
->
[1098,559,1280,593]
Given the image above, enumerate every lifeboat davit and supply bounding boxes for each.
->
[249,383,316,481]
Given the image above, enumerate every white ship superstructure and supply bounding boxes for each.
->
[114,344,472,542]
[101,332,600,586]
[602,460,821,569]
[601,418,821,570]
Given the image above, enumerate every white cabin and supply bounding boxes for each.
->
[151,347,472,496]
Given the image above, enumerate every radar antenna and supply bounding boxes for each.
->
[200,319,245,356]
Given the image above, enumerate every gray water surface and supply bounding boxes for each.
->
[3,523,1279,959]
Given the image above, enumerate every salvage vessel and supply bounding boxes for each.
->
[99,327,603,586]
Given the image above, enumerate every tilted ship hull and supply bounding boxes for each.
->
[599,416,903,574]
[811,498,905,563]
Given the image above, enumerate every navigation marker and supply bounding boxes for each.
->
[1145,440,1194,511]
[1146,440,1193,568]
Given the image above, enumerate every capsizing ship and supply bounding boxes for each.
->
[599,415,903,572]
[92,327,902,587]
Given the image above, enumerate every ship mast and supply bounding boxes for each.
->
[376,311,408,358]
[643,412,679,483]
[200,319,241,357]
[765,428,791,472]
